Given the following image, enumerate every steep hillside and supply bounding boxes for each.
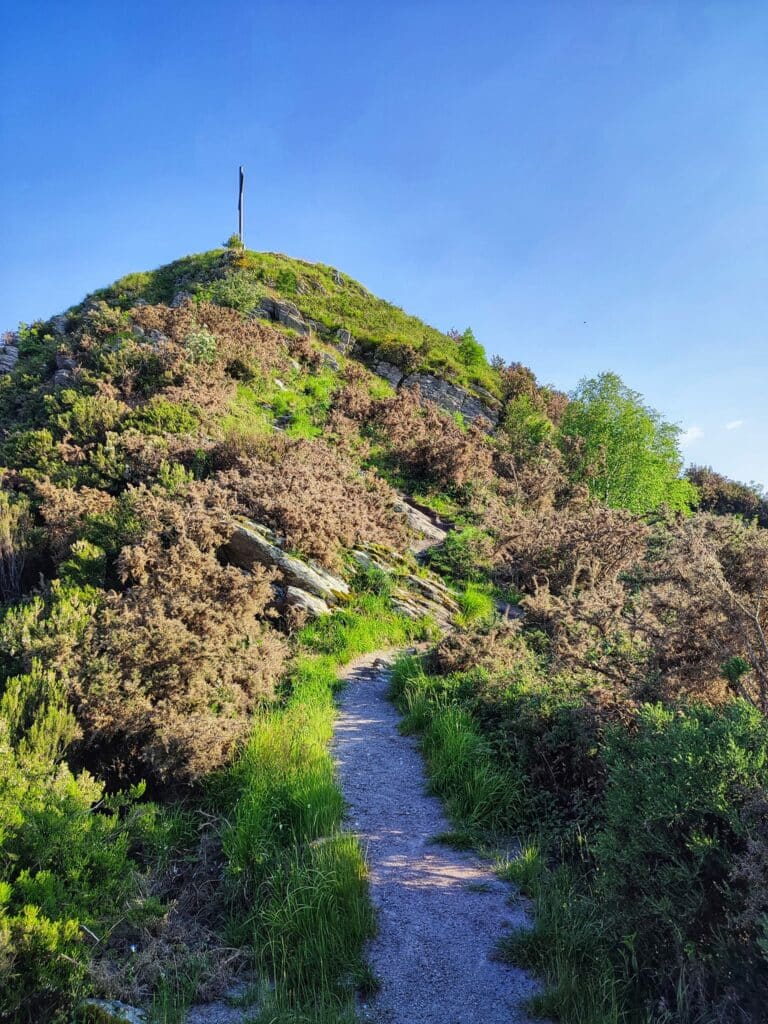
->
[1,246,767,1024]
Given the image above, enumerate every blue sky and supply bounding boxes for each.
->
[2,1,767,485]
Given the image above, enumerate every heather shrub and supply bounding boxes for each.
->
[493,502,649,683]
[686,464,768,527]
[3,428,62,475]
[125,397,199,435]
[71,485,287,782]
[216,434,409,570]
[0,491,34,602]
[49,389,127,443]
[640,514,768,711]
[372,387,494,492]
[130,301,289,379]
[202,269,265,313]
[3,483,287,783]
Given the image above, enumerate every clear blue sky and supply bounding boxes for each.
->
[2,1,767,485]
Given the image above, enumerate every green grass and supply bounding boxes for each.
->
[494,861,624,1024]
[390,655,523,836]
[455,582,496,627]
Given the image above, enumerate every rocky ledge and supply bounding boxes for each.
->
[225,519,350,610]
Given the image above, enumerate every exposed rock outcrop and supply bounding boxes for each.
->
[400,372,499,427]
[0,333,19,374]
[350,547,459,631]
[369,359,499,429]
[81,1000,146,1024]
[225,519,349,603]
[284,585,331,618]
[393,496,449,553]
[334,328,356,355]
[373,360,404,387]
[252,297,310,335]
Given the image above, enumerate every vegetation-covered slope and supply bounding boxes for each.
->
[90,244,502,397]
[1,243,767,1024]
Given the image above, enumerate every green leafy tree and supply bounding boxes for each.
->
[456,328,486,370]
[560,371,696,513]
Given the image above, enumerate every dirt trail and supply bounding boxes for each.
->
[332,651,542,1024]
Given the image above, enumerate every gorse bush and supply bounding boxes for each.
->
[372,386,494,493]
[596,701,768,1011]
[216,434,409,571]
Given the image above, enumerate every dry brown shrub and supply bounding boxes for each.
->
[286,334,323,371]
[428,622,526,675]
[638,514,768,710]
[130,301,291,378]
[116,430,216,484]
[372,387,494,491]
[729,791,768,933]
[493,450,570,509]
[493,503,650,682]
[69,483,287,782]
[215,434,409,569]
[36,479,117,557]
[494,502,648,599]
[333,362,375,422]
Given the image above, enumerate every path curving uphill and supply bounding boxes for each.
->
[332,651,543,1024]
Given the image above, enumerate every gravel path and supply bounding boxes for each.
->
[333,651,543,1024]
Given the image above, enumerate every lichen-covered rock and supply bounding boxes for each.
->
[393,497,449,548]
[252,297,310,335]
[400,372,499,427]
[284,585,330,618]
[373,360,404,387]
[334,328,356,355]
[350,544,459,630]
[225,520,349,603]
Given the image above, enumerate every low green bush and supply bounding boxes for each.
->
[125,397,199,435]
[0,662,152,1023]
[595,700,768,1010]
[426,526,494,584]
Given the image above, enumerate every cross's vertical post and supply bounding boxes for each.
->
[238,166,245,246]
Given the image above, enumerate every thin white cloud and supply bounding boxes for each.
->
[680,425,704,446]
[725,420,744,431]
